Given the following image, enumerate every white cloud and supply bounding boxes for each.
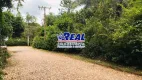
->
[12,0,84,25]
[14,0,61,25]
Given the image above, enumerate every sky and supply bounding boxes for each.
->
[15,0,62,25]
[12,0,84,25]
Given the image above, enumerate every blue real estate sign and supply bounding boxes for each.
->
[57,32,85,48]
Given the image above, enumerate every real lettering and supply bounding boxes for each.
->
[70,33,75,40]
[81,34,85,40]
[64,32,70,40]
[75,34,81,40]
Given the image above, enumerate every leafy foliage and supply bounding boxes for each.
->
[0,0,12,8]
[46,13,57,26]
[1,12,13,38]
[6,38,27,46]
[33,0,142,67]
[55,13,74,32]
[12,16,24,38]
[60,0,78,13]
[0,49,10,79]
[32,26,60,51]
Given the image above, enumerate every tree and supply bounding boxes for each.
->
[0,0,12,38]
[2,11,14,37]
[60,0,78,13]
[46,13,57,26]
[0,0,24,38]
[31,0,142,67]
[76,0,91,8]
[76,0,100,8]
[12,15,24,38]
[2,11,25,38]
[55,13,74,32]
[25,13,38,46]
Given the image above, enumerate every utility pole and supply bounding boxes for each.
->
[38,6,51,40]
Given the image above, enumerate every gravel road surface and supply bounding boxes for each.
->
[3,46,142,80]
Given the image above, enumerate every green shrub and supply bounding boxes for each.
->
[32,36,46,49]
[32,25,83,53]
[32,26,60,51]
[32,35,57,51]
[82,15,142,66]
[0,48,10,79]
[32,1,142,67]
[55,13,74,32]
[0,49,10,67]
[6,38,27,46]
[45,34,58,51]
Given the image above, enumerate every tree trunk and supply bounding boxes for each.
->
[27,35,30,46]
[0,7,2,52]
[0,8,2,28]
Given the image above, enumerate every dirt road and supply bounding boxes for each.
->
[3,46,142,80]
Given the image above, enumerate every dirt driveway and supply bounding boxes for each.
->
[3,46,142,80]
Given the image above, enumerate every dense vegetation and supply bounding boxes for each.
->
[0,49,10,79]
[1,0,142,74]
[0,0,24,79]
[32,0,142,68]
[6,38,27,46]
[2,11,40,46]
